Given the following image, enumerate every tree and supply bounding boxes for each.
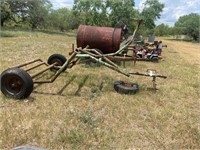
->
[140,0,164,29]
[174,13,199,41]
[0,1,11,27]
[0,0,52,29]
[73,0,137,27]
[107,0,138,29]
[27,0,52,30]
[154,23,172,36]
[72,0,109,26]
[50,8,72,31]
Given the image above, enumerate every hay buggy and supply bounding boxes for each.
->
[0,19,167,99]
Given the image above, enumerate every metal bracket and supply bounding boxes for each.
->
[152,76,157,90]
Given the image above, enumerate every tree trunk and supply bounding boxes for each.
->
[193,35,198,41]
[1,20,4,27]
[31,23,37,31]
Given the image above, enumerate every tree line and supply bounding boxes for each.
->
[0,0,199,41]
[154,13,199,41]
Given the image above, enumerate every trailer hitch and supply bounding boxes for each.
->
[128,69,167,90]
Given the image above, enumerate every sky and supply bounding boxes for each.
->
[49,0,200,26]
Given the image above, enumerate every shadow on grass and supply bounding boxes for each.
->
[33,75,77,97]
[74,75,89,96]
[58,75,76,95]
[32,74,103,98]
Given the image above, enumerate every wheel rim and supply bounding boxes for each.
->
[4,75,23,95]
[51,58,63,66]
[121,81,137,88]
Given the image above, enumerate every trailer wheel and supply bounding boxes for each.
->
[47,54,67,71]
[0,68,33,99]
[152,57,158,63]
[114,80,139,94]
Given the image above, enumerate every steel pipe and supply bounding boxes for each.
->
[11,59,43,68]
[31,64,55,79]
[24,62,46,72]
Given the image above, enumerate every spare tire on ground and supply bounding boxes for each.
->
[114,80,139,94]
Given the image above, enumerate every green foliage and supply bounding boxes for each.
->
[1,0,165,34]
[0,1,11,27]
[141,0,164,29]
[174,13,199,41]
[68,129,84,145]
[49,8,72,31]
[72,0,138,29]
[27,0,52,30]
[80,108,97,129]
[154,23,172,36]
[72,0,110,26]
[1,0,52,29]
[107,0,137,27]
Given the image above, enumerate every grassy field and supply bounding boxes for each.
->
[0,30,199,149]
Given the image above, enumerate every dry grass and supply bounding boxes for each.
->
[0,31,199,149]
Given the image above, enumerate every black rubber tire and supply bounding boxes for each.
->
[114,80,139,94]
[151,57,158,63]
[47,54,67,71]
[0,68,33,99]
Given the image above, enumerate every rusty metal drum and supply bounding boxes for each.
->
[77,25,122,54]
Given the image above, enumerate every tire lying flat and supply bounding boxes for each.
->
[114,80,139,94]
[0,68,33,99]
